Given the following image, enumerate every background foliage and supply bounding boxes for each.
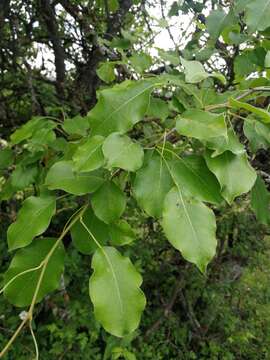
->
[1,0,270,358]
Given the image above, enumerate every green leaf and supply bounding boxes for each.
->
[176,109,227,141]
[91,181,126,224]
[206,128,245,157]
[229,97,270,123]
[169,155,223,204]
[243,118,270,151]
[62,115,90,137]
[206,9,232,39]
[10,117,46,145]
[251,176,270,225]
[146,97,169,121]
[158,49,180,66]
[181,57,208,83]
[102,133,144,172]
[45,161,104,195]
[133,151,173,218]
[4,238,65,307]
[89,246,146,337]
[265,51,270,67]
[245,0,270,32]
[87,80,155,136]
[7,195,56,250]
[72,135,105,172]
[11,164,38,190]
[161,187,217,273]
[205,151,257,204]
[130,53,152,73]
[109,220,135,246]
[97,62,116,83]
[71,207,109,254]
[0,148,13,169]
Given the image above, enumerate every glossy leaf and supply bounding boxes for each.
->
[102,133,144,172]
[251,176,270,225]
[4,238,65,307]
[7,195,56,250]
[62,116,90,137]
[73,135,105,172]
[89,246,146,337]
[169,155,223,204]
[133,151,173,218]
[45,161,104,195]
[71,207,109,254]
[176,109,227,141]
[87,80,155,136]
[91,181,126,224]
[205,150,257,204]
[162,187,217,273]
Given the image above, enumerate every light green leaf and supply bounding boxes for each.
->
[181,57,208,83]
[109,220,135,246]
[265,51,270,67]
[73,135,105,172]
[89,246,146,337]
[230,97,270,123]
[133,151,173,218]
[246,0,270,32]
[251,176,270,225]
[102,133,144,172]
[45,161,104,195]
[158,49,180,66]
[176,109,227,141]
[4,238,65,307]
[7,195,56,250]
[97,62,116,83]
[62,115,90,137]
[87,80,155,136]
[130,53,152,73]
[243,118,270,151]
[10,117,55,145]
[169,155,223,204]
[71,207,109,254]
[91,181,126,224]
[206,9,231,39]
[206,128,245,157]
[161,187,217,273]
[205,151,257,204]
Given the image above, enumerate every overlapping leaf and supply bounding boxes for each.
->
[205,150,256,204]
[4,238,65,307]
[133,151,173,218]
[87,80,155,136]
[102,133,144,172]
[162,187,217,273]
[45,161,104,195]
[7,195,56,250]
